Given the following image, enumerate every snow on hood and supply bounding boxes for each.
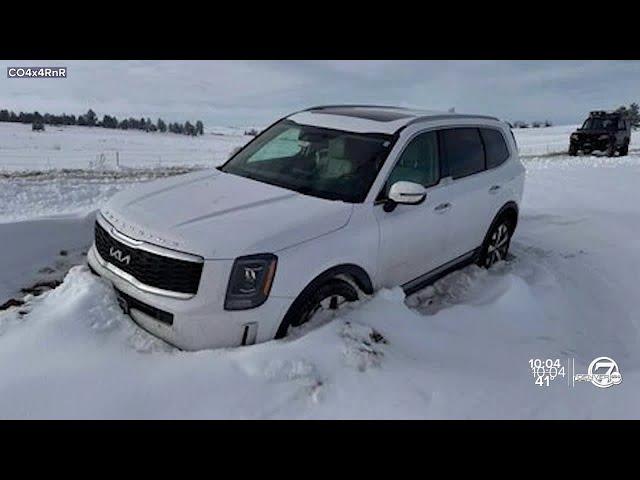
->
[101,169,353,259]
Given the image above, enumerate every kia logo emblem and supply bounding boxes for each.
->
[109,247,131,266]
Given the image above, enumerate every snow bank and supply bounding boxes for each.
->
[0,213,94,304]
[0,264,558,419]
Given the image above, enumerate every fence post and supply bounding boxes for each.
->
[116,151,120,168]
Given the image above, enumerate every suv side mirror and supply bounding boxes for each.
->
[385,181,427,211]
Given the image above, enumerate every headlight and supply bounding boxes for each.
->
[598,134,610,140]
[224,254,277,310]
[571,133,579,139]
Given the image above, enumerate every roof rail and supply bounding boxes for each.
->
[304,104,410,111]
[590,110,616,116]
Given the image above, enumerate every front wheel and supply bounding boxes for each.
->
[619,144,629,156]
[568,144,578,156]
[478,219,513,268]
[275,279,358,339]
[606,142,616,157]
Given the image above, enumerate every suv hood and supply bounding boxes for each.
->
[101,169,353,259]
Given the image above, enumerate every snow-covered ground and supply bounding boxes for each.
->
[0,122,252,172]
[0,123,252,221]
[1,123,639,418]
[513,124,577,156]
[513,124,640,157]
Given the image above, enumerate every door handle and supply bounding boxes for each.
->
[434,202,451,213]
[489,185,501,193]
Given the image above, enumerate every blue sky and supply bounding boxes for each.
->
[1,60,638,127]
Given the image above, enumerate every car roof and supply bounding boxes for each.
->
[287,105,501,135]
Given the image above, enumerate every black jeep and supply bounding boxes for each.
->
[569,111,631,157]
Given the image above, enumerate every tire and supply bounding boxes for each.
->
[619,144,629,156]
[275,278,358,339]
[477,217,514,269]
[606,142,616,157]
[568,144,578,156]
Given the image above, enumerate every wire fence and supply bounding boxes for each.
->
[5,140,621,173]
[518,143,569,158]
[0,149,235,173]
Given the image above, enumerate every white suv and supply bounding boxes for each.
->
[88,105,525,350]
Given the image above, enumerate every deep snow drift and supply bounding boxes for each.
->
[1,124,640,418]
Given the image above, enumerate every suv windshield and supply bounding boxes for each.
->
[219,120,394,203]
[581,117,618,130]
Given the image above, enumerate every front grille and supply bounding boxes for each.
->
[95,221,203,295]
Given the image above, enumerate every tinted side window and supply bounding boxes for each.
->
[480,128,510,169]
[440,128,485,179]
[385,131,439,195]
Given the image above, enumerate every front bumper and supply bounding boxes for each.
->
[571,137,611,151]
[87,246,293,350]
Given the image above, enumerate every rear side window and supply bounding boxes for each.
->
[440,128,485,179]
[480,128,510,169]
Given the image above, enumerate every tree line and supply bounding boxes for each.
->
[615,103,640,128]
[508,103,640,130]
[0,108,205,136]
[509,120,553,129]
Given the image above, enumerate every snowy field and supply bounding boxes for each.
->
[0,122,252,171]
[1,122,640,418]
[0,123,253,222]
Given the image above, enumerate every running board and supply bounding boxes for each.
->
[401,248,480,296]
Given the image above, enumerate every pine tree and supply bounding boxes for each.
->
[85,109,97,126]
[629,103,639,129]
[616,103,640,129]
